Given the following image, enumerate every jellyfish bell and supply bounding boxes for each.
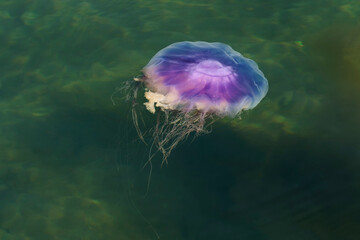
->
[142,41,268,115]
[130,41,268,163]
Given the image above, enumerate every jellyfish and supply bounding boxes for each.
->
[128,41,268,163]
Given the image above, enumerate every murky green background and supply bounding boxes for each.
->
[1,0,360,239]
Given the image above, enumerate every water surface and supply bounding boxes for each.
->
[1,0,360,239]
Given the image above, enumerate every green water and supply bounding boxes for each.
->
[1,0,360,239]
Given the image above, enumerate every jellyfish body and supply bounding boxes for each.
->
[142,41,268,116]
[131,41,268,163]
